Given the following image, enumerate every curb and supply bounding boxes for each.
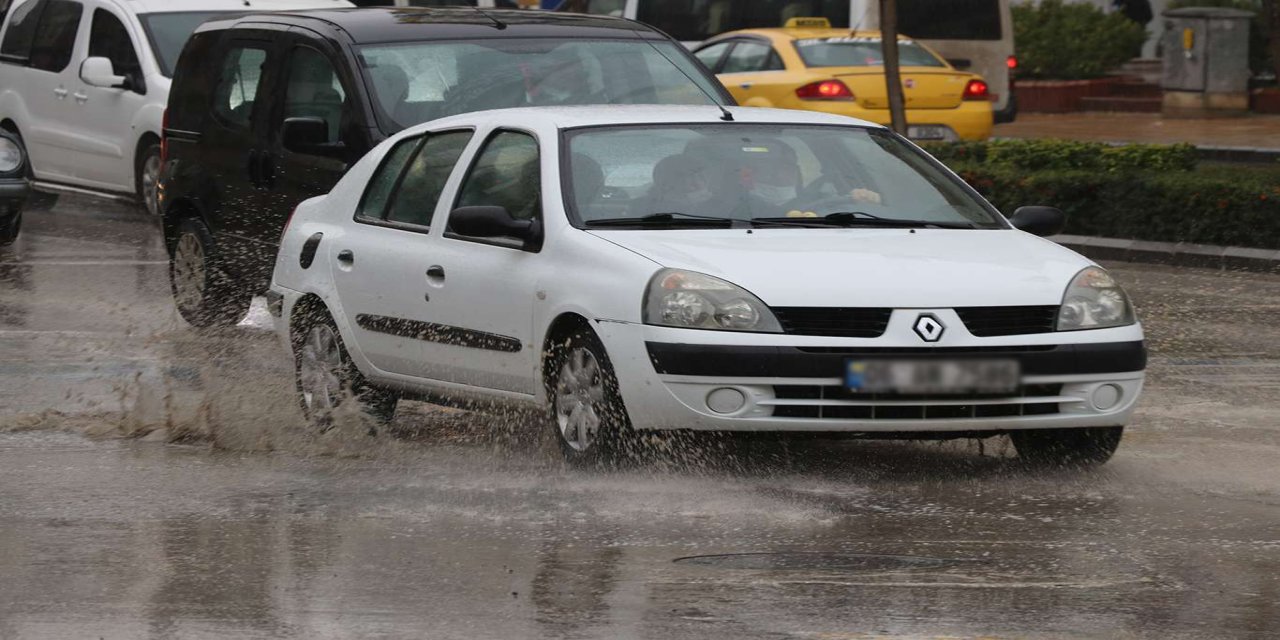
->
[1050,234,1280,274]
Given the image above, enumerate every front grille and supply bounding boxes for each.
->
[955,305,1059,337]
[768,383,1066,420]
[771,307,893,338]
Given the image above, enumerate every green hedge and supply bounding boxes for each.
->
[1011,0,1147,79]
[954,165,1280,249]
[921,139,1199,173]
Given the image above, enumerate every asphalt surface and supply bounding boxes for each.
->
[1,196,1278,639]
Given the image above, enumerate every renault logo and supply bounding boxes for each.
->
[913,313,945,342]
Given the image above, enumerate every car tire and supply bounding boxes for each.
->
[0,206,19,246]
[291,304,398,430]
[546,326,633,466]
[1010,426,1123,467]
[169,217,251,327]
[136,142,162,217]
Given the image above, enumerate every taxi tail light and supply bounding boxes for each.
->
[796,80,854,101]
[963,79,990,100]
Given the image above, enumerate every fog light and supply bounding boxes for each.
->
[706,387,746,414]
[1092,384,1122,411]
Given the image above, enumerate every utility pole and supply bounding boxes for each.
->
[879,0,908,135]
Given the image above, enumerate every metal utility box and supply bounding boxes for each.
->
[1161,7,1254,116]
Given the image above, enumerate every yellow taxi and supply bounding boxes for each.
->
[692,18,994,141]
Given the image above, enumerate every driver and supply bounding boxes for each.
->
[737,139,881,216]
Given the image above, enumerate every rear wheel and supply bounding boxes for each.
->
[169,217,251,327]
[292,305,397,429]
[136,143,161,217]
[547,326,633,466]
[1010,426,1123,467]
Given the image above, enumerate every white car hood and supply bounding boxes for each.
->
[587,228,1092,308]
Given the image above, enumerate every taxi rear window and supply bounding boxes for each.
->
[794,38,946,68]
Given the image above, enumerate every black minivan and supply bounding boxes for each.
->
[161,6,733,327]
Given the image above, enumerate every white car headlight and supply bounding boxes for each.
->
[1057,266,1135,331]
[643,269,782,332]
[0,137,22,176]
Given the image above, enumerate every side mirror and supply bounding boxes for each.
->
[282,117,344,158]
[946,57,972,70]
[1009,206,1066,237]
[81,56,125,89]
[449,205,541,251]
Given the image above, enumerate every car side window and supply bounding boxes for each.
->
[0,0,45,62]
[693,41,731,72]
[721,41,782,74]
[356,136,422,221]
[385,130,474,228]
[452,131,541,226]
[88,9,141,88]
[212,45,268,129]
[28,0,81,73]
[284,47,349,145]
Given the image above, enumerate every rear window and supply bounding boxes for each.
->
[139,12,237,77]
[898,0,1003,41]
[794,37,945,68]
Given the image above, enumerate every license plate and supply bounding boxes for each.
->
[846,359,1020,394]
[907,125,948,140]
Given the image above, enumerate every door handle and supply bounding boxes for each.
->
[426,265,445,284]
[337,249,354,264]
[72,92,88,103]
[53,87,68,99]
[739,82,753,89]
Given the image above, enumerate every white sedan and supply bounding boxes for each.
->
[268,105,1145,466]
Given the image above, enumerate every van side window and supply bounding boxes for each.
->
[284,47,348,145]
[88,9,142,89]
[0,0,45,62]
[212,46,268,128]
[385,130,473,228]
[28,0,81,73]
[453,131,541,224]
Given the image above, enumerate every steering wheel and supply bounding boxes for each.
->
[799,173,855,200]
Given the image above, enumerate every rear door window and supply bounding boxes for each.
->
[357,136,423,221]
[212,45,268,129]
[721,41,782,74]
[28,0,81,72]
[385,130,473,228]
[693,41,731,72]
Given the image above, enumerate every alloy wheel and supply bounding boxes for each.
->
[141,153,162,217]
[298,323,345,424]
[555,346,606,452]
[171,233,205,312]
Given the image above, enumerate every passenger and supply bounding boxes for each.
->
[630,153,719,216]
[528,55,604,106]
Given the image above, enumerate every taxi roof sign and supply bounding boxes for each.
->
[784,17,831,28]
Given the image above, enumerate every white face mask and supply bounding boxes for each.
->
[754,184,797,205]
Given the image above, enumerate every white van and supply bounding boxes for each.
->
[554,0,1018,122]
[0,0,349,214]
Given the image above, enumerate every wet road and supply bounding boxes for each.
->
[1,197,1278,639]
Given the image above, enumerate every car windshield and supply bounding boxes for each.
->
[357,39,724,132]
[139,12,234,77]
[564,124,1002,229]
[794,38,946,68]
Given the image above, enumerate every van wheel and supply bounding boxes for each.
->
[0,207,19,246]
[1010,427,1123,468]
[291,305,397,430]
[137,143,162,217]
[547,327,632,466]
[169,217,251,327]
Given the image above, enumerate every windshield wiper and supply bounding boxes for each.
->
[752,211,977,229]
[584,212,746,228]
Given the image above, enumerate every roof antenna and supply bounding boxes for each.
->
[632,29,733,121]
[473,7,506,30]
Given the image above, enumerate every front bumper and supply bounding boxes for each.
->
[0,177,30,207]
[596,319,1145,433]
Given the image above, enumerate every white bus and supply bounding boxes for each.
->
[553,0,1018,122]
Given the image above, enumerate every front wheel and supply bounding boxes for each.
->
[1010,426,1124,467]
[292,305,397,430]
[547,327,633,466]
[169,217,251,327]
